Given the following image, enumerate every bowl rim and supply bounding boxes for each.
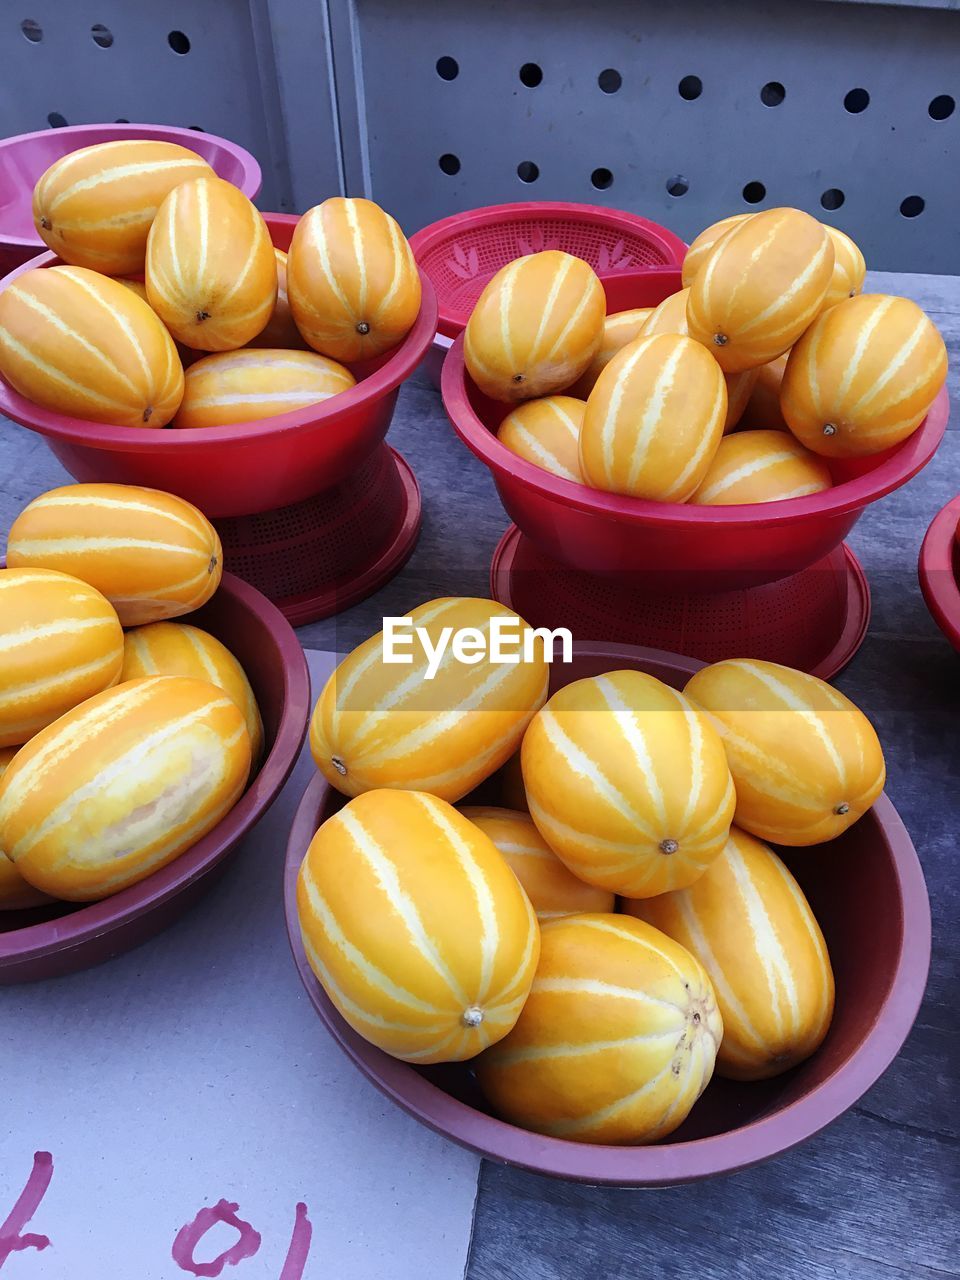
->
[441,335,949,528]
[0,121,263,246]
[0,569,310,968]
[0,218,439,451]
[282,640,932,1186]
[918,494,960,650]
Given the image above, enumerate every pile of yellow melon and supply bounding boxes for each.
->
[467,208,947,506]
[297,598,886,1145]
[0,139,421,429]
[0,482,263,907]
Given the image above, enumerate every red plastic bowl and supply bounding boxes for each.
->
[918,495,960,652]
[0,570,310,984]
[441,272,949,589]
[410,202,687,339]
[0,214,439,518]
[283,643,931,1185]
[0,122,262,277]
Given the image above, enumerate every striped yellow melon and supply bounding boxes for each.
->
[690,430,832,505]
[686,208,835,372]
[248,249,309,350]
[579,333,727,501]
[0,265,183,426]
[296,788,540,1063]
[476,913,722,1143]
[0,676,251,901]
[145,176,276,351]
[7,483,222,627]
[461,807,615,919]
[739,352,790,431]
[0,567,123,748]
[685,658,885,845]
[497,396,585,482]
[310,598,549,802]
[780,293,948,458]
[287,198,421,362]
[569,308,653,397]
[820,226,866,312]
[174,348,355,428]
[522,669,735,897]
[680,213,753,288]
[464,251,605,403]
[626,827,833,1080]
[121,621,263,762]
[33,140,213,276]
[0,748,49,908]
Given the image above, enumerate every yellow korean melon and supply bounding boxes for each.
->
[680,213,753,288]
[684,658,885,845]
[569,307,653,397]
[248,248,309,350]
[121,621,263,762]
[0,265,183,426]
[521,669,735,897]
[145,176,277,351]
[0,747,49,910]
[820,226,866,312]
[579,333,726,501]
[7,483,222,627]
[689,430,832,505]
[310,598,549,802]
[296,789,540,1063]
[780,293,947,458]
[0,567,123,748]
[287,197,421,362]
[738,352,790,431]
[32,139,213,275]
[0,676,251,901]
[460,806,615,919]
[476,913,722,1143]
[174,348,355,428]
[497,395,585,482]
[626,826,834,1080]
[686,208,835,372]
[464,251,605,402]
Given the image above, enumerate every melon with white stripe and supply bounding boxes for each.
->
[569,307,653,397]
[521,669,735,897]
[686,208,835,372]
[296,788,540,1063]
[32,139,214,276]
[460,807,615,919]
[625,827,833,1080]
[248,249,309,350]
[820,226,866,313]
[497,395,586,482]
[145,176,276,351]
[579,332,727,501]
[0,676,251,901]
[680,213,753,288]
[0,747,50,909]
[689,429,831,505]
[779,293,947,458]
[0,567,123,748]
[174,348,355,428]
[7,483,222,627]
[464,251,605,403]
[286,197,422,362]
[121,621,263,761]
[310,597,550,802]
[476,913,722,1143]
[738,351,790,431]
[684,658,885,845]
[0,265,183,426]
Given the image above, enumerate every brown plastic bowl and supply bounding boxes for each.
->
[283,643,931,1185]
[0,571,310,983]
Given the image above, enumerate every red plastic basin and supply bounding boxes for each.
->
[0,121,262,277]
[283,643,931,1186]
[918,494,960,652]
[0,214,439,517]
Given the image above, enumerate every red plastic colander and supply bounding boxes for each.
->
[918,495,960,652]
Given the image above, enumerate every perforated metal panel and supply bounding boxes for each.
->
[330,0,960,272]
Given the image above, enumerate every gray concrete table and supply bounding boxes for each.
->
[1,269,957,1279]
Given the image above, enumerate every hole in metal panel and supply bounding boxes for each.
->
[929,94,955,121]
[900,195,925,217]
[438,153,461,175]
[189,124,205,131]
[591,167,614,190]
[844,87,870,113]
[678,75,702,101]
[47,112,68,127]
[168,30,191,54]
[91,23,113,48]
[598,68,622,94]
[821,188,845,211]
[115,117,129,123]
[666,175,689,197]
[519,62,543,87]
[20,18,42,42]
[760,81,785,106]
[436,56,458,81]
[517,161,539,183]
[742,180,766,204]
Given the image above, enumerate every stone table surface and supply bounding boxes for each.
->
[1,268,958,1279]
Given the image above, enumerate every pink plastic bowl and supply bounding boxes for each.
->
[283,643,931,1186]
[918,495,960,652]
[0,214,439,518]
[0,122,262,277]
[441,270,949,590]
[0,570,310,984]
